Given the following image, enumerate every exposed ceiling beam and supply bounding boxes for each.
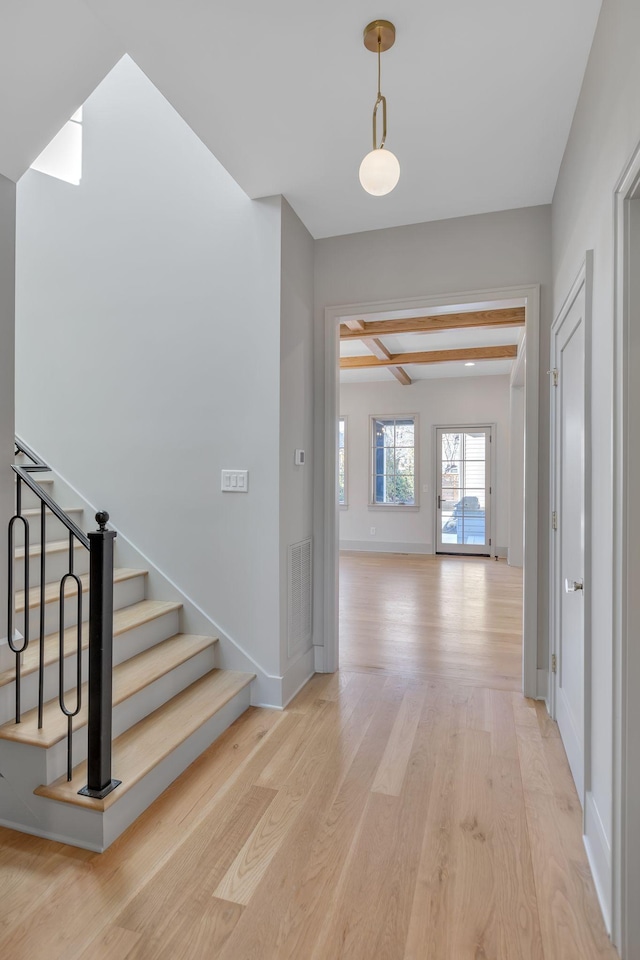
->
[361,337,412,386]
[339,307,525,340]
[340,345,518,369]
[343,320,411,385]
[343,319,366,332]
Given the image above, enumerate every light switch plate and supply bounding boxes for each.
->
[221,469,249,492]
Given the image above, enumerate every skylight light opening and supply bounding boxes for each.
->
[30,107,83,185]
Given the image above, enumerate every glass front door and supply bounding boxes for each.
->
[436,427,492,556]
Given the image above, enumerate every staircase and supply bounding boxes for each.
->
[0,446,255,851]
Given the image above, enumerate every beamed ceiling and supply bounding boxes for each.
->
[339,304,526,384]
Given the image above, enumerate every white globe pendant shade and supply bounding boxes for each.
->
[359,147,400,196]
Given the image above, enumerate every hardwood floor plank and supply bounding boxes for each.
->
[214,674,393,960]
[489,687,519,760]
[214,680,379,907]
[213,784,308,905]
[490,755,545,960]
[449,727,497,959]
[75,926,142,960]
[116,785,275,952]
[371,687,425,795]
[154,897,244,960]
[310,791,402,959]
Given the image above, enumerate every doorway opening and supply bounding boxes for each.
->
[321,285,540,697]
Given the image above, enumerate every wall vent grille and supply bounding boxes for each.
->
[288,538,312,656]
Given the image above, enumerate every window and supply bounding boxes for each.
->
[338,417,347,505]
[31,107,83,185]
[370,415,417,505]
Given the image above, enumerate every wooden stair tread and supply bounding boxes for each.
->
[0,599,182,688]
[14,475,53,483]
[0,634,218,747]
[34,670,255,810]
[13,539,84,560]
[13,567,146,613]
[21,506,82,517]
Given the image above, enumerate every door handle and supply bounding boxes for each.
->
[565,578,584,593]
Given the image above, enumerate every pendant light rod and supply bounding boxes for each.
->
[359,19,399,196]
[373,36,387,150]
[363,20,395,150]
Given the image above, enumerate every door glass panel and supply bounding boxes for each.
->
[437,428,490,553]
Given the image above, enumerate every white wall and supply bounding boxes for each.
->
[279,199,315,687]
[551,0,640,943]
[508,384,525,567]
[15,57,284,678]
[339,376,511,555]
[314,205,552,661]
[0,175,15,642]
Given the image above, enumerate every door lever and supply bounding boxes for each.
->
[565,578,584,593]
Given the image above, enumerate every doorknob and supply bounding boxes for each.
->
[565,578,584,593]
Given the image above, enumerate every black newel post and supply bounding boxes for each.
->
[79,512,121,799]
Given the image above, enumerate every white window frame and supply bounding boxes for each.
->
[338,416,348,508]
[369,413,419,508]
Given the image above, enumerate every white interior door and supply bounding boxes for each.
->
[552,279,587,801]
[436,427,492,556]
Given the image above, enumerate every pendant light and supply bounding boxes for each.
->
[359,19,400,196]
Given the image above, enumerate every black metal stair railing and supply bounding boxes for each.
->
[7,438,120,799]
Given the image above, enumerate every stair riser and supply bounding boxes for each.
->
[10,547,89,591]
[0,608,181,725]
[43,645,217,783]
[0,685,252,852]
[12,576,147,651]
[10,511,85,546]
[14,480,55,510]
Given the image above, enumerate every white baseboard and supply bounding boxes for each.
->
[536,668,548,700]
[314,644,326,673]
[339,540,432,555]
[281,647,315,707]
[584,791,612,934]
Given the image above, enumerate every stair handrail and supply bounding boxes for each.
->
[8,438,120,800]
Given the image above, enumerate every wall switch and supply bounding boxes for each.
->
[294,449,305,466]
[370,527,376,535]
[221,469,249,492]
[423,484,429,494]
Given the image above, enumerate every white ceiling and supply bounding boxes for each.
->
[1,1,602,239]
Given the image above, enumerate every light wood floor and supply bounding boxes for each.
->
[0,554,617,959]
[340,551,524,689]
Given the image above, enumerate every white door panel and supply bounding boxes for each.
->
[552,284,586,801]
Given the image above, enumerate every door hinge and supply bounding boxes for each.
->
[550,368,559,387]
[552,653,557,674]
[552,510,558,531]
[489,538,492,546]
[489,486,492,495]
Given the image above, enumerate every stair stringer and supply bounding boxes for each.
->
[47,468,292,708]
